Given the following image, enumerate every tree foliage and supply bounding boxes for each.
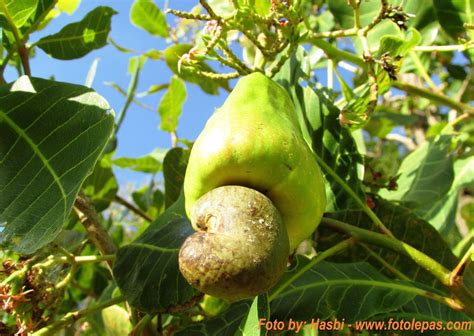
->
[0,0,473,334]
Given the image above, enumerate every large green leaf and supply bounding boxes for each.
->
[423,156,474,233]
[0,0,38,29]
[433,0,474,39]
[159,75,187,133]
[379,135,456,231]
[130,0,168,37]
[113,194,197,312]
[0,76,114,253]
[374,294,471,335]
[319,198,459,289]
[274,48,365,212]
[37,6,116,60]
[270,258,416,322]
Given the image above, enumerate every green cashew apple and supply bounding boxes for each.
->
[179,72,326,301]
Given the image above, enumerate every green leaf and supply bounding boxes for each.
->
[57,0,81,15]
[238,295,269,336]
[159,76,187,133]
[423,156,474,233]
[270,258,415,322]
[113,194,197,312]
[0,0,38,29]
[379,135,456,231]
[328,0,380,29]
[82,155,118,212]
[374,294,471,334]
[113,148,167,174]
[175,300,253,335]
[0,76,114,253]
[132,184,164,218]
[37,6,116,60]
[130,0,168,37]
[433,0,474,39]
[319,198,458,289]
[274,48,365,212]
[163,147,190,208]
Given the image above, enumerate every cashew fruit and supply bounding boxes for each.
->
[179,72,326,300]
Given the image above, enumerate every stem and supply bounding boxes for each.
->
[306,38,366,68]
[414,43,474,52]
[309,28,358,39]
[408,51,439,92]
[130,314,154,336]
[321,217,451,286]
[32,295,125,336]
[385,133,416,151]
[0,1,31,76]
[74,192,117,269]
[269,238,355,301]
[114,194,153,222]
[392,81,474,115]
[171,130,178,148]
[116,57,142,133]
[34,255,116,269]
[312,153,393,236]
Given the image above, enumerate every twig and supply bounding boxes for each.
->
[320,217,451,287]
[0,1,32,76]
[409,51,440,93]
[171,130,178,148]
[32,295,125,336]
[130,314,154,336]
[114,195,153,222]
[392,81,474,115]
[414,43,474,52]
[385,133,416,151]
[116,57,143,133]
[74,192,117,268]
[166,8,212,21]
[312,152,394,237]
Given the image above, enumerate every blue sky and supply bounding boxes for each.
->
[4,1,229,186]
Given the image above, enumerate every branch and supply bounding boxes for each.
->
[385,133,416,151]
[114,194,153,222]
[312,152,393,237]
[32,295,125,336]
[74,192,117,268]
[321,217,451,286]
[320,217,474,317]
[392,81,474,115]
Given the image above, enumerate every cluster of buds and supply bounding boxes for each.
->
[384,5,414,30]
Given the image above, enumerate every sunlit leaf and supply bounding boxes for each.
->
[0,76,114,253]
[159,76,187,133]
[130,0,168,37]
[37,6,116,60]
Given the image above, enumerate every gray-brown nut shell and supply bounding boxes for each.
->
[178,185,289,302]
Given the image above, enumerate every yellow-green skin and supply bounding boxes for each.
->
[184,72,326,251]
